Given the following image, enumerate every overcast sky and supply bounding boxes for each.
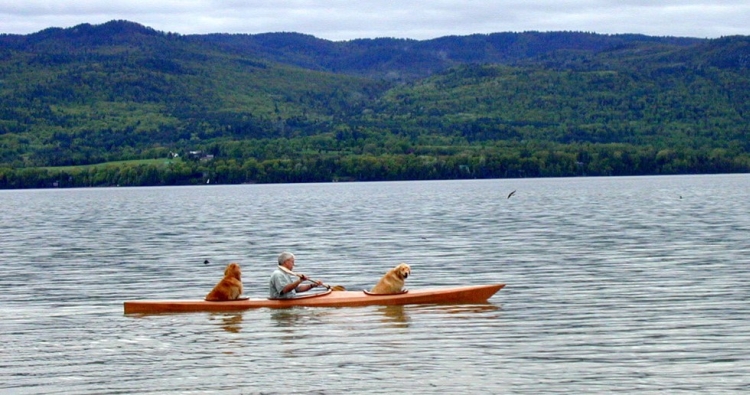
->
[2,1,748,41]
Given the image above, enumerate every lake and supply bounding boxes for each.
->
[1,175,749,394]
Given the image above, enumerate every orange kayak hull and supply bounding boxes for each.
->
[123,284,505,314]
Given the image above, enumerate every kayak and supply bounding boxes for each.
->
[124,284,504,314]
[123,283,505,314]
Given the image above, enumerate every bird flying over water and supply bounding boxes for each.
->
[507,190,516,199]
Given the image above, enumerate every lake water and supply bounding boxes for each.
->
[1,175,749,394]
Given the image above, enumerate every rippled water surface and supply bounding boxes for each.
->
[2,175,749,394]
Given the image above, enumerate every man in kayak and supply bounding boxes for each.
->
[269,252,323,299]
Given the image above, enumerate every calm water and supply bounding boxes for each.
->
[1,175,749,394]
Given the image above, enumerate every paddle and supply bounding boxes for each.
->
[277,265,346,291]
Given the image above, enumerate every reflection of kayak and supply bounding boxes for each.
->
[123,284,505,314]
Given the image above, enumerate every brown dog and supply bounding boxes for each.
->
[205,263,243,301]
[370,263,411,294]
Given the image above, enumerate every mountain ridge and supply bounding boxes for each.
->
[1,20,749,188]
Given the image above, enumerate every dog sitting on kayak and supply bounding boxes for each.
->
[205,263,243,301]
[370,263,411,294]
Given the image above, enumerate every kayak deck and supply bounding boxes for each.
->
[123,283,505,314]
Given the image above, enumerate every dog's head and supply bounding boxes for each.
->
[224,262,242,280]
[394,263,411,279]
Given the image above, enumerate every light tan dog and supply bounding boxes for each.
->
[370,263,411,294]
[205,263,243,301]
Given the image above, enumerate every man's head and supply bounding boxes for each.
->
[278,251,295,267]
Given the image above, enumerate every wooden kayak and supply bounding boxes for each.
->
[123,283,505,314]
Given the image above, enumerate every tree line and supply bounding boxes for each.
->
[2,140,747,189]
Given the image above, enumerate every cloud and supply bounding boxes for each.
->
[1,0,748,40]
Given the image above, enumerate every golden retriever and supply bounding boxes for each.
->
[205,263,243,301]
[370,263,411,294]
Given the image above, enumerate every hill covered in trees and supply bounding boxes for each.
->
[0,20,748,188]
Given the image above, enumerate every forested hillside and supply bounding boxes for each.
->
[1,20,748,188]
[188,30,701,80]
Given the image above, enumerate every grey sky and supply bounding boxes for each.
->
[1,1,748,40]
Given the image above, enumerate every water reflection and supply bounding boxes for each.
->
[431,303,501,316]
[408,303,502,321]
[269,308,307,328]
[268,307,329,345]
[377,303,502,325]
[376,305,410,328]
[210,312,243,333]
